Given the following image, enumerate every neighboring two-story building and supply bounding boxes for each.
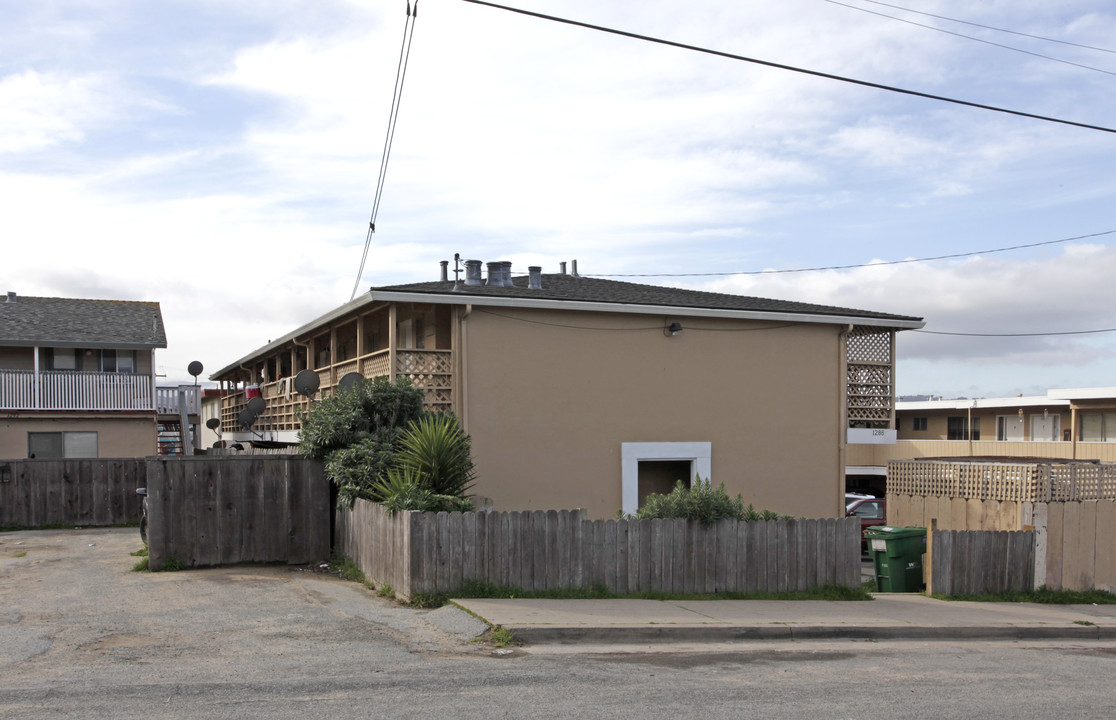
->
[210,260,924,519]
[846,387,1116,495]
[0,292,170,458]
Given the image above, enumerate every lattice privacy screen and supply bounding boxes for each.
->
[847,327,894,429]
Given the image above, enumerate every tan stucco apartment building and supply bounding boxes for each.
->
[211,261,924,519]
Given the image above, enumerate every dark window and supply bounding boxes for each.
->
[28,432,97,458]
[912,417,928,431]
[947,417,980,440]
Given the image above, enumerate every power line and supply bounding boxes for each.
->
[914,327,1116,338]
[850,0,1116,55]
[351,1,420,301]
[585,229,1116,278]
[457,0,1116,135]
[822,0,1116,77]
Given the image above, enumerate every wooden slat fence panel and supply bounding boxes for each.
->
[931,529,1035,596]
[147,456,328,571]
[338,500,862,600]
[0,458,145,528]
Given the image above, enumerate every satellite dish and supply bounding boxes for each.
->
[338,372,365,395]
[237,409,257,429]
[205,417,220,430]
[187,361,204,378]
[293,369,320,398]
[246,396,266,415]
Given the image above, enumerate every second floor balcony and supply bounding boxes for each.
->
[1,369,157,412]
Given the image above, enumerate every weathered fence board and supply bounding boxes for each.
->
[931,529,1035,596]
[146,456,328,571]
[337,500,862,600]
[0,458,145,528]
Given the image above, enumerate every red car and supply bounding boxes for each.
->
[846,496,886,554]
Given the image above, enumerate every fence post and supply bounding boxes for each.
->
[925,518,936,596]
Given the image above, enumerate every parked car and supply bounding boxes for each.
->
[846,496,886,555]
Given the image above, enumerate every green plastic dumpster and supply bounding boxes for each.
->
[865,526,926,592]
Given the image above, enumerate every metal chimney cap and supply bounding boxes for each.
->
[528,266,543,290]
[5,291,15,302]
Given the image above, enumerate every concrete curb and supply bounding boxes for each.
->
[507,623,1116,644]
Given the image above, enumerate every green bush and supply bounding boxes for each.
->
[298,377,425,460]
[327,427,402,508]
[374,466,474,515]
[629,476,784,527]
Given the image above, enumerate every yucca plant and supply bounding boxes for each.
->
[372,466,474,515]
[394,414,476,498]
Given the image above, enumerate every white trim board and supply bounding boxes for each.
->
[621,442,712,516]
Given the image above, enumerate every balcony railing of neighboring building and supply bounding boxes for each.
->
[846,439,1116,467]
[155,385,203,416]
[219,348,453,435]
[0,369,157,411]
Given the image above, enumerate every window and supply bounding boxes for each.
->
[849,500,884,520]
[28,432,98,459]
[51,349,78,371]
[1080,413,1116,442]
[621,442,711,515]
[912,417,927,432]
[101,349,135,373]
[946,416,980,440]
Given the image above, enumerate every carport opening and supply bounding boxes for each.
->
[637,459,692,508]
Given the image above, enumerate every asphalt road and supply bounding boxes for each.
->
[3,528,1115,719]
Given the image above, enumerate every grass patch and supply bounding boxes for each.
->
[329,553,367,584]
[938,586,1116,604]
[408,592,450,609]
[1073,620,1096,626]
[488,625,518,647]
[2,521,140,533]
[160,556,182,572]
[131,557,149,572]
[13,551,27,558]
[130,547,148,557]
[376,583,395,599]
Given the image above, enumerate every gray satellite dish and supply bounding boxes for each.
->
[338,372,365,394]
[205,417,220,430]
[246,396,266,415]
[237,409,257,429]
[293,369,320,398]
[187,360,204,378]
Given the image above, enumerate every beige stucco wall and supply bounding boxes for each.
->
[460,307,844,520]
[0,415,156,459]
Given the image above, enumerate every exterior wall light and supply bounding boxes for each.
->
[666,322,683,337]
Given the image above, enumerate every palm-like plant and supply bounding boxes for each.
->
[394,414,476,498]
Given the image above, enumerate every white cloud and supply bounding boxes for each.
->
[0,70,111,153]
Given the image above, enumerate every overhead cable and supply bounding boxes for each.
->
[351,1,420,301]
[823,0,1116,77]
[850,0,1116,55]
[457,0,1116,134]
[585,229,1116,278]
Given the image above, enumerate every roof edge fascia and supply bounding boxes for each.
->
[370,290,926,330]
[209,293,379,379]
[0,339,167,349]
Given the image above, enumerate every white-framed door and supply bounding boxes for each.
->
[1030,414,1060,441]
[997,415,1024,441]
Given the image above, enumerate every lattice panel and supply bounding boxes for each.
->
[847,327,892,364]
[397,350,453,375]
[886,460,1116,502]
[363,353,391,379]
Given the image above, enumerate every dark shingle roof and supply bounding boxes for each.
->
[376,274,922,324]
[0,295,167,348]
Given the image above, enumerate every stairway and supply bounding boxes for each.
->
[157,420,184,456]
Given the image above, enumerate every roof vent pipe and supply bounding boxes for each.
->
[528,266,543,289]
[571,259,579,277]
[464,259,483,286]
[560,262,567,275]
[5,291,15,303]
[501,261,513,287]
[439,260,449,282]
[486,261,503,286]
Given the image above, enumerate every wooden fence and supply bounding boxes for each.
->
[930,529,1035,596]
[336,500,862,599]
[145,456,330,571]
[0,458,145,528]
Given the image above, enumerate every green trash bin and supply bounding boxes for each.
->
[865,526,926,592]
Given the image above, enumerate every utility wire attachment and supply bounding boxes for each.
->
[351,1,419,300]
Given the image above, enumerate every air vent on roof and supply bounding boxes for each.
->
[5,292,15,303]
[528,266,542,289]
[464,260,483,286]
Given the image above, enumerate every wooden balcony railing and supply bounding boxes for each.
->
[0,369,155,411]
[155,385,203,416]
[220,349,453,435]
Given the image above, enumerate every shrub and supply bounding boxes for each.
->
[630,476,784,527]
[394,414,476,498]
[373,466,474,515]
[298,377,424,460]
[327,428,402,507]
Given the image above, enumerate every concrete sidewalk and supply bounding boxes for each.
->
[451,594,1116,644]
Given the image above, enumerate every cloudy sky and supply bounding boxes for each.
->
[3,0,1114,398]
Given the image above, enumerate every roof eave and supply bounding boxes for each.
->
[369,289,926,330]
[0,339,167,349]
